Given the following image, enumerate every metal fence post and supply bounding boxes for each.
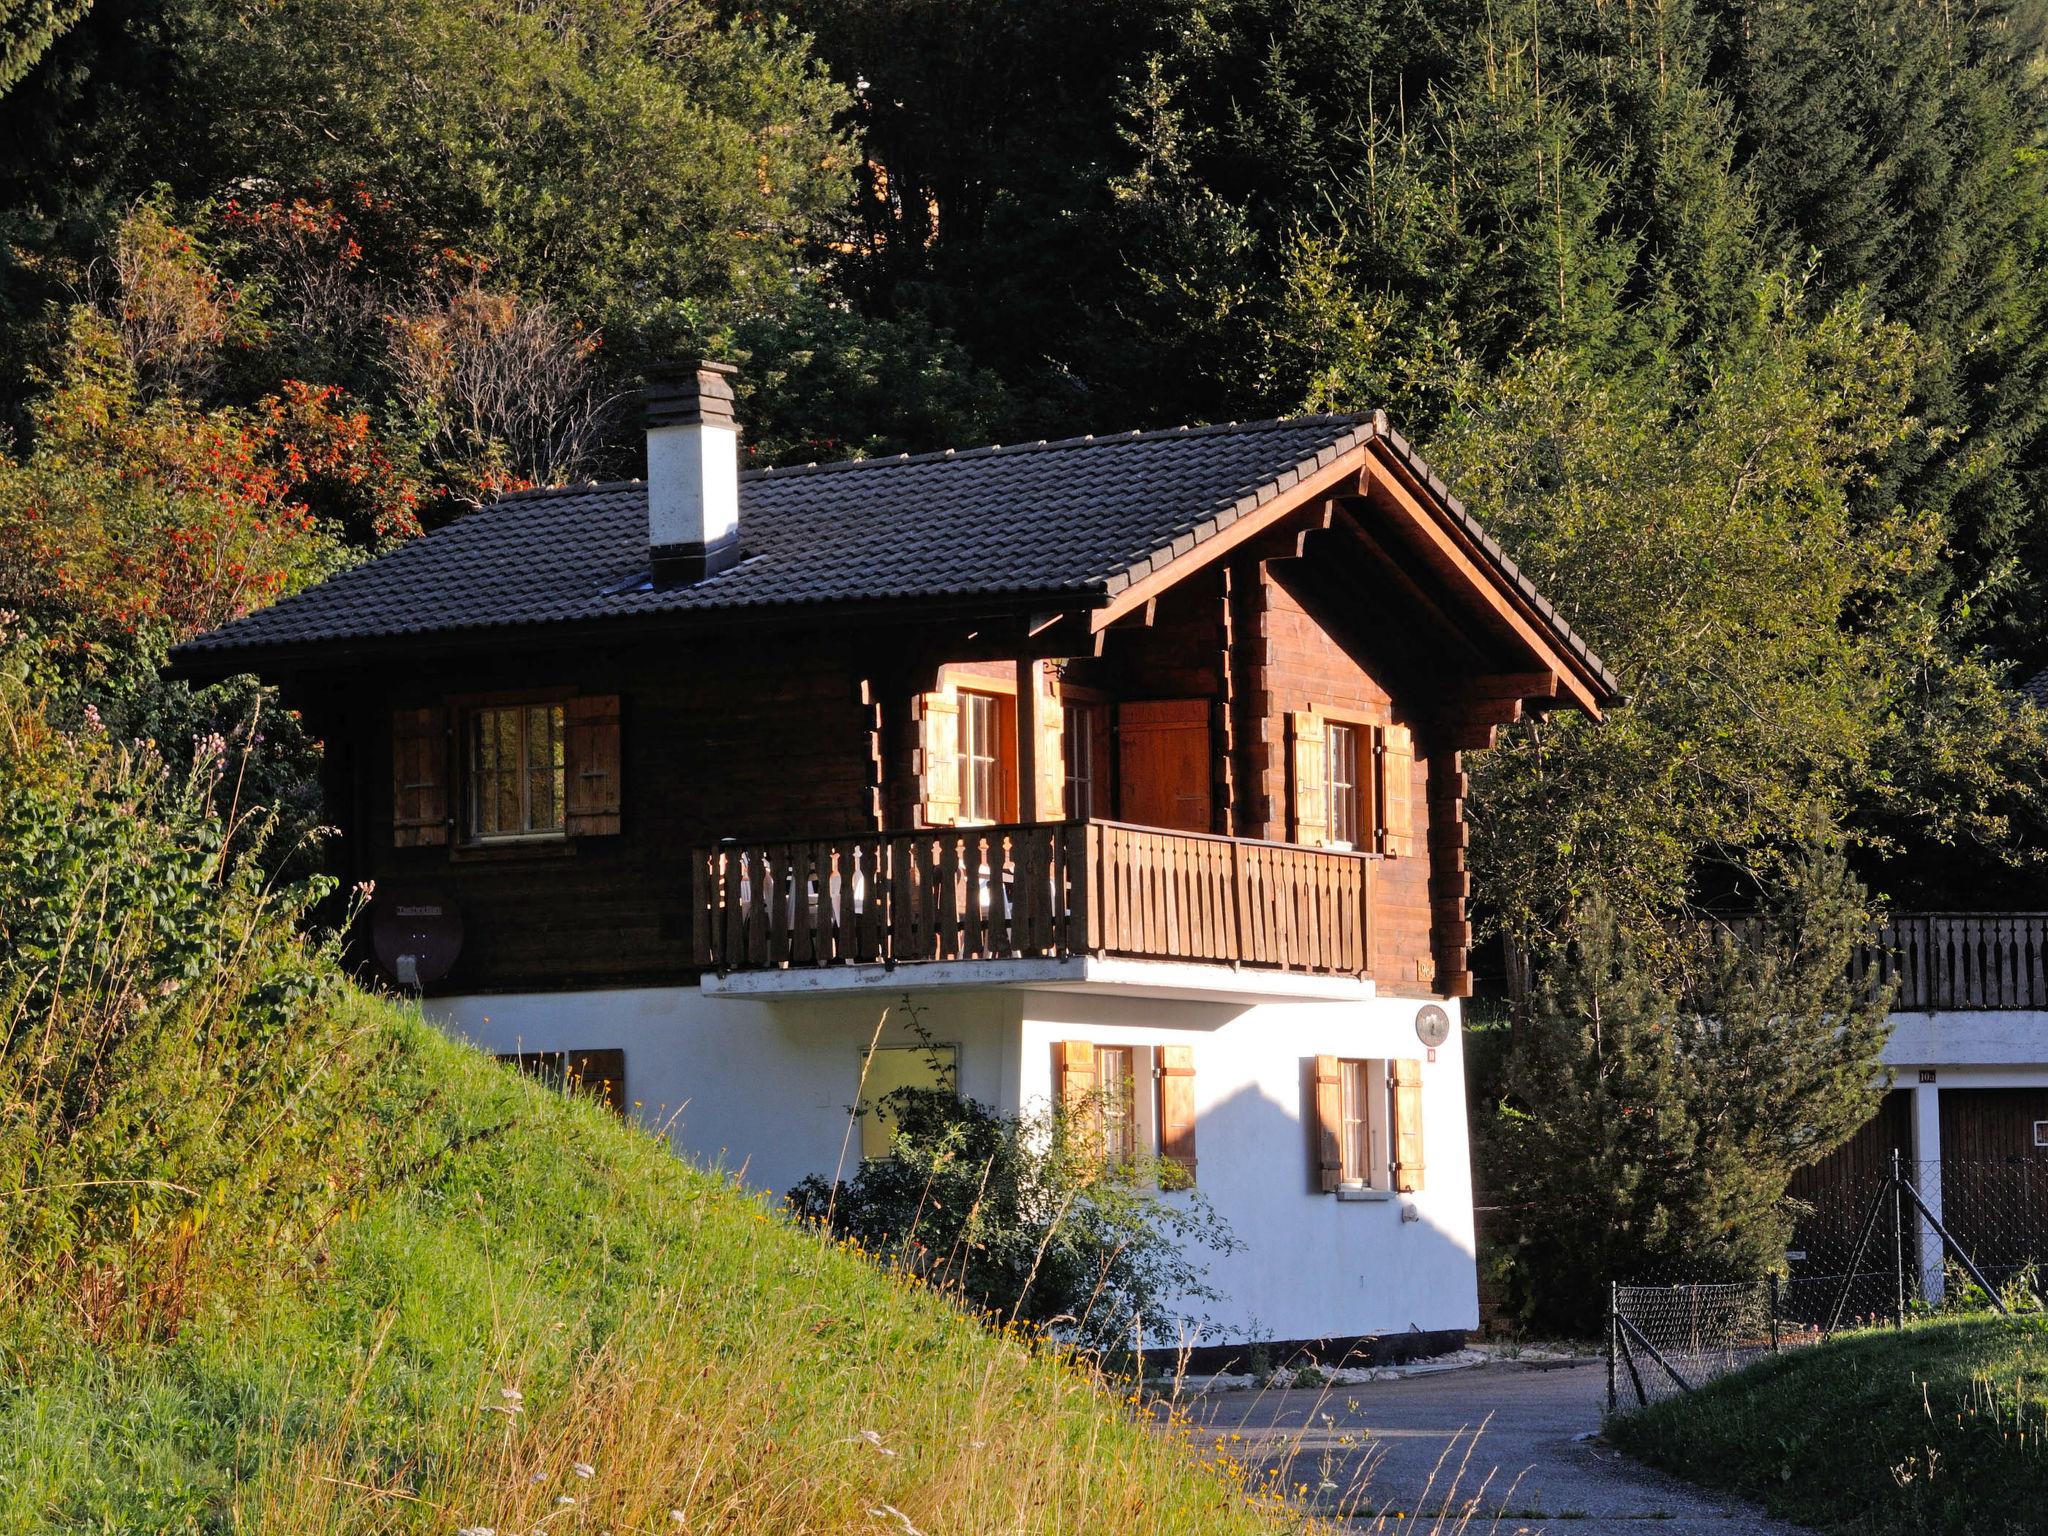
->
[1892,1148,1907,1329]
[1607,1282,1618,1418]
[1769,1273,1781,1355]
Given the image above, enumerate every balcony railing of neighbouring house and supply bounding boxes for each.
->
[689,819,1375,978]
[1852,914,2048,1011]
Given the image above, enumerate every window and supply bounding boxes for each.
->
[1338,1057,1376,1184]
[1064,701,1100,820]
[467,703,566,840]
[961,690,1003,823]
[495,1048,627,1113]
[859,1044,959,1160]
[1314,1053,1424,1194]
[1096,1045,1140,1164]
[1326,723,1361,849]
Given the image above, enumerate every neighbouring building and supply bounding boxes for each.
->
[1793,914,2048,1307]
[173,363,1618,1356]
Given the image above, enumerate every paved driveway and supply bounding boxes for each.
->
[1175,1358,1813,1535]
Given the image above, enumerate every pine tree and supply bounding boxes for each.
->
[1495,847,1893,1334]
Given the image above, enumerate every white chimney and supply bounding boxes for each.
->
[645,360,741,585]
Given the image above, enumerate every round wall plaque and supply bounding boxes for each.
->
[372,885,464,987]
[1414,1003,1451,1048]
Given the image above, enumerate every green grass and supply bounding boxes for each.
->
[1609,1315,2048,1535]
[0,991,1300,1534]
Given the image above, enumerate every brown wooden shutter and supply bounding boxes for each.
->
[919,690,961,826]
[1289,710,1327,847]
[564,694,622,836]
[1035,670,1066,826]
[392,705,450,847]
[1156,1044,1197,1178]
[1391,1056,1426,1191]
[1380,723,1415,856]
[1312,1053,1343,1192]
[567,1047,627,1113]
[1054,1039,1097,1108]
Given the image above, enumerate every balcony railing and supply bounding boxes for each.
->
[690,819,1375,978]
[1853,914,2048,1011]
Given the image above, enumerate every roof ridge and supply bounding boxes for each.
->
[494,477,645,504]
[481,416,1373,503]
[741,413,1373,482]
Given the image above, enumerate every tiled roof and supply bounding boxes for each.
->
[2021,667,2048,708]
[172,413,1617,695]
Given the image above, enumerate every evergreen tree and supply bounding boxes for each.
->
[1494,847,1893,1334]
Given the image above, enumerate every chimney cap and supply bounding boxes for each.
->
[644,359,739,430]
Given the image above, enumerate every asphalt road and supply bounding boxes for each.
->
[1174,1358,1814,1535]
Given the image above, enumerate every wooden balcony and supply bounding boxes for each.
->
[1853,913,2048,1012]
[690,819,1375,978]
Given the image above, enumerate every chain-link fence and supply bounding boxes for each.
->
[1785,1153,2048,1327]
[1609,1280,1783,1409]
[1607,1154,2048,1414]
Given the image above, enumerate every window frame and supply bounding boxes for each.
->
[1325,721,1362,849]
[856,1042,962,1161]
[957,688,1019,825]
[463,698,570,845]
[1335,1055,1390,1189]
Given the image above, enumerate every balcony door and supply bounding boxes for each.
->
[1115,699,1212,833]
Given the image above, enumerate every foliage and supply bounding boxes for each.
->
[0,635,359,1338]
[1427,293,2047,945]
[788,1027,1238,1354]
[0,0,87,97]
[0,311,372,660]
[1610,1315,2048,1536]
[1487,845,1895,1334]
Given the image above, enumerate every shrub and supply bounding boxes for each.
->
[788,1026,1238,1354]
[1486,843,1894,1334]
[0,634,375,1337]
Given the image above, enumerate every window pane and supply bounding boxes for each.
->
[1339,1058,1372,1183]
[523,704,563,832]
[494,708,521,834]
[1097,1045,1138,1164]
[963,692,999,823]
[1327,725,1358,847]
[1064,704,1093,819]
[859,1045,959,1159]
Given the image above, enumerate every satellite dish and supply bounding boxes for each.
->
[1414,1004,1451,1048]
[372,885,464,987]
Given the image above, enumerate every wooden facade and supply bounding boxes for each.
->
[286,446,1605,999]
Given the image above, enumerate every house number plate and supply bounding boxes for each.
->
[1414,1005,1451,1048]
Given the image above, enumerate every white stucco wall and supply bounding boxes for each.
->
[426,979,1480,1346]
[429,986,1023,1201]
[1013,991,1478,1346]
[1882,1009,2048,1073]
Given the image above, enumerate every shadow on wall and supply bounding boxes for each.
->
[1132,1061,1478,1354]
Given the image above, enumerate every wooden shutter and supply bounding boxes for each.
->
[1035,670,1066,826]
[1054,1039,1097,1109]
[919,690,962,826]
[1114,699,1212,832]
[1156,1044,1197,1178]
[1391,1056,1426,1191]
[1289,710,1327,848]
[1379,723,1415,856]
[392,705,450,847]
[567,1047,627,1113]
[564,694,622,836]
[1312,1053,1343,1192]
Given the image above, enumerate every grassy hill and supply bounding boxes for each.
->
[0,990,1292,1534]
[1610,1316,2048,1535]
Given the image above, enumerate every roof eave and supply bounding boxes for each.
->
[165,584,1113,682]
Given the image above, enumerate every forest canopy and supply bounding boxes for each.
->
[2,0,2045,952]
